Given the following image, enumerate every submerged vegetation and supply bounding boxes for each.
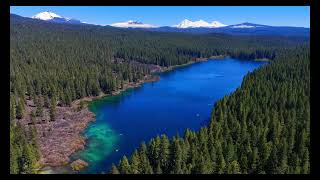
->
[10,14,310,174]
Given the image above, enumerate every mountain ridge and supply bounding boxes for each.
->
[11,13,309,37]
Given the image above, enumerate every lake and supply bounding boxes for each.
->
[71,57,267,174]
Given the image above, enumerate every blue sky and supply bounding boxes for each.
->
[10,6,310,27]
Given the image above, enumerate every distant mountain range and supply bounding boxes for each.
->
[14,11,309,37]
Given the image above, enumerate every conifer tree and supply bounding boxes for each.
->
[16,99,24,119]
[50,97,56,121]
[35,97,43,117]
[119,156,131,174]
[228,160,241,174]
[110,164,120,174]
[10,95,16,121]
[130,150,141,174]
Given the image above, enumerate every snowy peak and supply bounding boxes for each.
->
[172,19,191,28]
[111,20,158,28]
[32,11,62,20]
[31,11,83,24]
[173,19,227,28]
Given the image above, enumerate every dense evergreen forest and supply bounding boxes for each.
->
[112,46,310,174]
[10,14,310,174]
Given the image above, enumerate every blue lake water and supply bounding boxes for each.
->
[71,58,267,174]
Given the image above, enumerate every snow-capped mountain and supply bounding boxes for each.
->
[173,19,227,28]
[111,20,158,28]
[32,11,62,20]
[32,11,83,24]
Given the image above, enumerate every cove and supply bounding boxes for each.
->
[71,57,267,174]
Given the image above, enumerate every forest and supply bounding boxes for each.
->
[10,14,310,174]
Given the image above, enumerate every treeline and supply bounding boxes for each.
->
[112,45,310,174]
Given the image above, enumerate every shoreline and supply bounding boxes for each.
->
[36,54,228,173]
[155,55,227,73]
[253,58,270,62]
[70,55,227,106]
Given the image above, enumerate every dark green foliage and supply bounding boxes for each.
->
[118,156,131,174]
[113,46,310,174]
[49,97,56,121]
[16,99,24,119]
[35,96,43,117]
[10,126,19,174]
[228,161,241,174]
[10,123,40,174]
[130,150,141,174]
[137,142,154,174]
[10,95,16,121]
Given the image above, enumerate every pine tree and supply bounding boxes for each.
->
[138,142,153,174]
[16,99,24,119]
[10,95,16,121]
[155,163,163,174]
[277,138,288,174]
[148,136,161,170]
[110,164,120,174]
[226,140,235,164]
[130,150,141,174]
[195,153,212,174]
[35,97,43,117]
[119,156,131,174]
[301,149,310,174]
[216,142,226,174]
[44,95,50,108]
[20,143,37,174]
[29,125,40,160]
[251,147,259,173]
[10,126,19,174]
[50,97,56,121]
[228,160,241,174]
[160,135,170,173]
[170,138,183,174]
[30,111,36,124]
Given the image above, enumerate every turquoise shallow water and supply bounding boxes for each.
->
[72,58,267,174]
